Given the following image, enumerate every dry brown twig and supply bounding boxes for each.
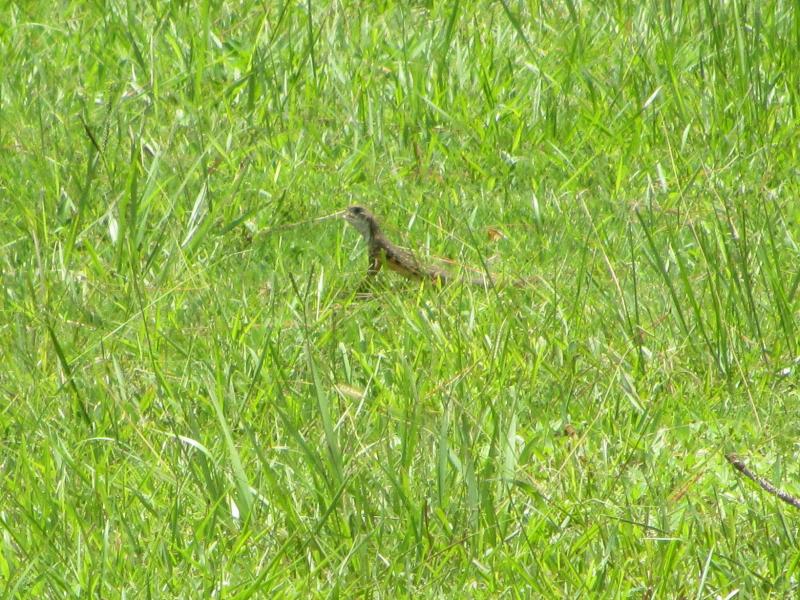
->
[726,453,800,511]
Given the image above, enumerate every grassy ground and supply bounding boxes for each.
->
[2,0,799,596]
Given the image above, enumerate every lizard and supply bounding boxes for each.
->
[343,205,492,288]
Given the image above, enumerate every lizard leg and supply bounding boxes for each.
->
[355,253,382,293]
[367,253,382,276]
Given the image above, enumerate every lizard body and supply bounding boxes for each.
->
[344,206,491,288]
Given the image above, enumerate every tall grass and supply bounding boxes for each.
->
[1,0,799,596]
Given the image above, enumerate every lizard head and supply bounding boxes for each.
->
[343,205,377,240]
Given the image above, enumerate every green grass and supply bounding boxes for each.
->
[2,0,799,596]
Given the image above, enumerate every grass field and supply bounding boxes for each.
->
[2,0,800,596]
